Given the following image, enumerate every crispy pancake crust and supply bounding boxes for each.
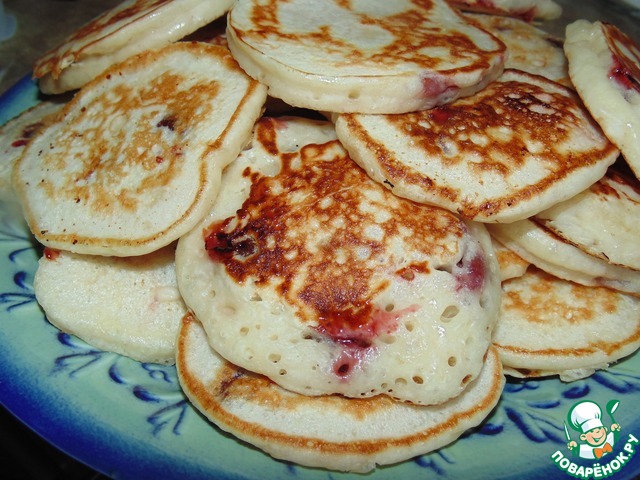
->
[494,267,640,381]
[564,20,640,181]
[34,0,235,94]
[335,69,619,223]
[226,0,506,114]
[34,244,185,365]
[176,312,505,473]
[14,42,267,256]
[176,117,501,406]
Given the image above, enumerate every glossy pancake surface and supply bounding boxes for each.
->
[34,0,235,94]
[175,116,502,406]
[564,20,640,181]
[176,312,505,473]
[494,267,640,381]
[34,244,186,365]
[14,42,267,257]
[335,69,619,223]
[226,0,506,113]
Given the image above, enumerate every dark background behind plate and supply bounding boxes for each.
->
[0,0,638,479]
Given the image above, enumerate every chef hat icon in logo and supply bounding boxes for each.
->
[568,401,604,434]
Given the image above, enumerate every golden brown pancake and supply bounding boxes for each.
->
[176,312,505,473]
[33,0,235,94]
[494,266,640,382]
[226,0,506,114]
[175,116,502,406]
[14,42,267,257]
[0,100,65,201]
[564,20,640,181]
[464,13,570,86]
[335,69,619,223]
[535,166,640,271]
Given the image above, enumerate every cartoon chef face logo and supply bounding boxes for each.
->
[565,400,621,460]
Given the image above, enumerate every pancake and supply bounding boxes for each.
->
[176,312,505,473]
[464,13,570,86]
[493,266,640,382]
[535,166,640,271]
[488,217,640,295]
[226,0,506,114]
[14,42,267,257]
[33,0,235,94]
[492,237,530,282]
[335,69,619,223]
[449,0,562,21]
[34,244,185,365]
[175,116,502,406]
[0,100,65,200]
[564,20,640,181]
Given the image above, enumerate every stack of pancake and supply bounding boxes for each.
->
[2,0,640,472]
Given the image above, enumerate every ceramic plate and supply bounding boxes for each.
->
[2,43,640,480]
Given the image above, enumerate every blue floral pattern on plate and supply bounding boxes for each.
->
[2,80,640,480]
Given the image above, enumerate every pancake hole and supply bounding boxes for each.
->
[268,353,281,363]
[448,356,457,367]
[461,374,472,386]
[337,363,351,376]
[348,89,361,100]
[381,383,388,389]
[269,334,279,341]
[405,321,415,332]
[250,292,262,301]
[385,303,395,312]
[441,305,459,322]
[222,305,236,316]
[245,348,254,360]
[380,334,396,344]
[436,264,453,274]
[395,377,407,386]
[239,326,249,336]
[412,376,424,385]
[279,369,287,376]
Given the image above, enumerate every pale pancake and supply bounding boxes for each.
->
[492,237,530,282]
[0,100,65,200]
[14,42,267,257]
[494,267,640,382]
[564,20,640,181]
[34,0,234,94]
[488,218,640,295]
[176,312,505,473]
[464,13,570,86]
[535,166,640,271]
[449,0,561,21]
[34,244,185,365]
[335,69,619,223]
[175,116,502,406]
[226,0,506,114]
